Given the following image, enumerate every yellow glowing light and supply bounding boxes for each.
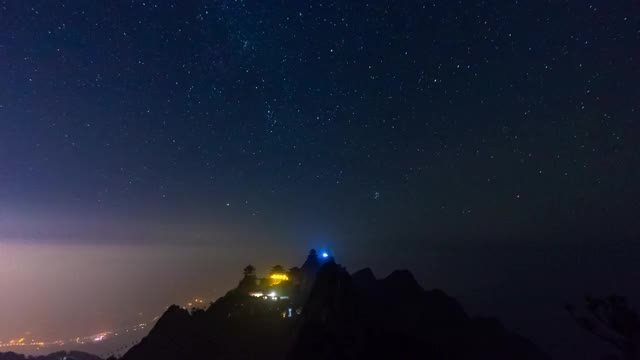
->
[269,273,289,285]
[17,338,24,344]
[270,273,289,280]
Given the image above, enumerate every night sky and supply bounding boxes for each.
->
[1,1,639,357]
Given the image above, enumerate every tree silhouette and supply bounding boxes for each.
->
[271,265,285,274]
[566,294,640,360]
[243,264,256,277]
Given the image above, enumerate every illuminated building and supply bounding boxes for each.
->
[269,273,289,285]
[240,250,333,304]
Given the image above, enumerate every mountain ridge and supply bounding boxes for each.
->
[2,252,549,360]
[120,253,549,360]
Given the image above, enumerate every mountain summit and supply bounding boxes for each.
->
[119,250,548,360]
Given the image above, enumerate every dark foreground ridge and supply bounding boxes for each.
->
[119,250,548,360]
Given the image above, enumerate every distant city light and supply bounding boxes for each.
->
[0,314,160,351]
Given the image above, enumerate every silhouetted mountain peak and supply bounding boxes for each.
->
[351,268,376,289]
[381,269,423,296]
[303,261,356,318]
[291,262,547,360]
[149,305,190,334]
[301,248,321,273]
[119,253,549,360]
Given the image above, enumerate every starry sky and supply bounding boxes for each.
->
[0,0,639,357]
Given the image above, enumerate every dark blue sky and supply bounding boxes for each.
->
[0,1,639,357]
[2,0,638,247]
